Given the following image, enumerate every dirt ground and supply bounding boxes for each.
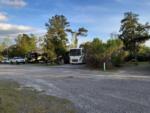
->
[0,64,150,113]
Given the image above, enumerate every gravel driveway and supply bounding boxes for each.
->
[0,64,150,113]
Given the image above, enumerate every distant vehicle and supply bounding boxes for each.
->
[1,58,10,64]
[69,48,85,64]
[10,57,26,64]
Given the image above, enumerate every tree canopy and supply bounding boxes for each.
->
[119,12,150,58]
[43,15,70,60]
[7,34,37,57]
[66,27,88,48]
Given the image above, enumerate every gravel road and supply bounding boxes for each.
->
[0,64,150,113]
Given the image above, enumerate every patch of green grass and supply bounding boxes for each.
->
[0,80,76,113]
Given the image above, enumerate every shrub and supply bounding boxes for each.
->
[111,50,129,67]
[82,38,125,69]
[137,45,150,61]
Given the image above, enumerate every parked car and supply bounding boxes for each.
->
[1,58,10,64]
[10,57,26,64]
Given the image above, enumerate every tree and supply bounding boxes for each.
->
[42,35,56,60]
[7,45,20,58]
[14,34,37,57]
[44,15,69,61]
[0,44,4,60]
[82,38,125,68]
[2,37,12,47]
[66,27,88,48]
[119,12,150,60]
[1,37,12,58]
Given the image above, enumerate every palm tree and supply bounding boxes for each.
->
[66,27,88,48]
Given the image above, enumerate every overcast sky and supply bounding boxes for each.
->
[0,0,150,46]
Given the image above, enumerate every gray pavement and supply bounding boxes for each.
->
[0,64,150,113]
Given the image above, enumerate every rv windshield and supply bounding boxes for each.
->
[70,49,81,56]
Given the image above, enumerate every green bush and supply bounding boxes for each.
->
[137,45,150,61]
[82,38,126,69]
[84,38,105,68]
[111,50,129,67]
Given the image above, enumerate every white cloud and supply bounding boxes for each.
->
[0,12,8,21]
[0,0,27,8]
[0,10,37,39]
[0,23,34,38]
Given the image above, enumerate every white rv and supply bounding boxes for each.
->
[69,48,85,64]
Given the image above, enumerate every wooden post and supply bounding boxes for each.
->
[103,62,106,71]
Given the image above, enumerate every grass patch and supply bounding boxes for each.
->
[0,80,76,113]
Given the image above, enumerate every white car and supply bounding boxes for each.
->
[10,57,26,64]
[1,58,11,64]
